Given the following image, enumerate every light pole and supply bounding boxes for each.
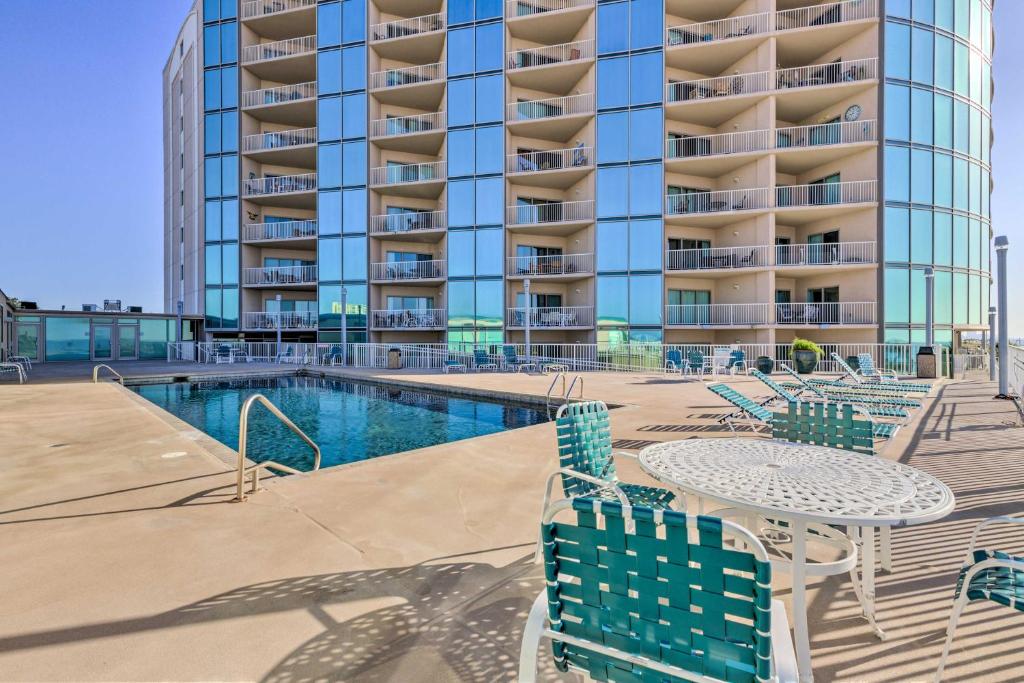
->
[175,299,183,352]
[523,278,531,365]
[924,267,934,348]
[989,306,997,382]
[275,294,282,353]
[340,286,348,366]
[995,236,1010,397]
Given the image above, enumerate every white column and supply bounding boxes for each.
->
[989,306,997,382]
[923,267,934,347]
[995,236,1009,396]
[524,278,531,364]
[341,286,348,366]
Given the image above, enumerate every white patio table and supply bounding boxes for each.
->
[637,437,955,682]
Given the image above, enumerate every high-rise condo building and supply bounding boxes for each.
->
[163,0,994,352]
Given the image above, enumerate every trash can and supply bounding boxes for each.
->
[916,346,936,379]
[387,347,402,369]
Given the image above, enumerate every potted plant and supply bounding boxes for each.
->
[790,338,823,374]
[756,355,775,374]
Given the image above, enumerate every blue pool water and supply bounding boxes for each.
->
[133,375,550,470]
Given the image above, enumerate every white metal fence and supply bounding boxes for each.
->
[667,12,771,46]
[370,259,446,281]
[667,71,772,102]
[666,245,769,271]
[776,119,876,148]
[666,129,771,159]
[371,308,447,329]
[775,241,876,266]
[776,180,877,208]
[775,302,876,325]
[242,311,318,330]
[242,81,316,108]
[242,127,317,153]
[665,188,771,215]
[370,62,445,90]
[506,199,593,226]
[370,12,444,41]
[665,304,770,327]
[242,265,318,286]
[369,209,446,234]
[506,306,594,328]
[507,253,594,277]
[507,39,594,70]
[507,0,594,17]
[507,92,593,121]
[243,173,317,197]
[776,0,878,31]
[370,111,445,138]
[507,146,592,173]
[242,0,315,20]
[241,35,315,64]
[243,219,318,242]
[776,57,877,89]
[370,161,446,186]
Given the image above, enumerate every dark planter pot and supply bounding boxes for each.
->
[792,350,818,374]
[756,356,775,374]
[846,355,861,372]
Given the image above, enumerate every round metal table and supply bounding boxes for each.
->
[638,438,955,682]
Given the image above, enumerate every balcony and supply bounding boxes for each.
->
[506,253,594,280]
[506,146,593,188]
[775,58,877,119]
[665,188,771,224]
[243,265,317,287]
[371,308,446,330]
[242,311,317,331]
[665,71,771,126]
[370,112,446,154]
[242,173,317,207]
[370,14,445,62]
[242,127,317,166]
[241,35,316,81]
[665,303,770,327]
[241,81,316,125]
[776,1,879,64]
[369,63,445,108]
[775,302,876,327]
[666,245,770,273]
[665,13,770,73]
[665,129,771,174]
[369,161,446,197]
[369,210,446,239]
[370,259,446,283]
[775,120,877,173]
[775,180,876,222]
[506,199,593,234]
[243,219,318,243]
[506,93,593,140]
[241,0,316,36]
[506,306,594,329]
[775,241,877,273]
[242,0,315,20]
[507,39,594,91]
[506,0,595,46]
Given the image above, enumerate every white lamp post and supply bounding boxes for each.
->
[274,294,282,352]
[924,267,934,348]
[989,306,997,382]
[523,278,531,365]
[340,286,348,366]
[995,236,1010,397]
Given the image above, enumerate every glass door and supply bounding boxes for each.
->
[91,323,114,361]
[15,322,41,361]
[118,325,139,360]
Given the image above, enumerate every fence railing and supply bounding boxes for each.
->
[506,306,594,328]
[507,39,594,70]
[776,0,878,31]
[666,129,771,159]
[370,161,446,186]
[369,209,446,234]
[506,199,593,226]
[242,311,318,330]
[507,0,594,18]
[242,127,317,153]
[507,146,593,174]
[666,303,770,326]
[242,81,316,108]
[243,219,318,242]
[370,12,444,42]
[241,35,315,64]
[507,92,593,121]
[370,111,445,138]
[242,265,317,286]
[666,245,770,271]
[776,119,876,148]
[369,62,444,90]
[776,57,877,89]
[666,12,771,46]
[243,173,317,197]
[242,0,315,20]
[775,180,876,208]
[665,188,771,215]
[667,71,772,103]
[775,241,876,266]
[775,302,876,325]
[370,259,446,281]
[371,308,446,329]
[507,253,594,277]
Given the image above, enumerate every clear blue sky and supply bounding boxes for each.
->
[0,1,1021,333]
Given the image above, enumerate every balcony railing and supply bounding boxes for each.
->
[507,306,594,328]
[775,180,876,208]
[242,81,316,108]
[243,173,317,197]
[370,13,444,42]
[776,302,876,326]
[666,303,770,326]
[667,71,771,103]
[371,308,446,329]
[370,161,446,186]
[507,253,594,277]
[370,112,445,138]
[507,93,593,122]
[243,265,317,286]
[776,119,876,148]
[665,188,771,215]
[369,210,446,235]
[666,245,770,271]
[242,127,317,153]
[507,39,594,70]
[241,35,315,64]
[776,0,878,31]
[506,199,593,226]
[666,129,771,159]
[666,12,771,46]
[242,0,315,20]
[243,219,317,242]
[369,62,444,90]
[507,0,595,18]
[775,241,877,266]
[243,311,317,330]
[507,146,593,174]
[370,259,446,281]
[776,57,877,90]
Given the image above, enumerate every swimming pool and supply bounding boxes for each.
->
[133,375,550,470]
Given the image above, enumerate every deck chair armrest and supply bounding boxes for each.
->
[553,468,630,507]
[611,450,638,461]
[965,515,1024,559]
[770,600,799,683]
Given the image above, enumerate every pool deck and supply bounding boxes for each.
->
[1,363,1022,681]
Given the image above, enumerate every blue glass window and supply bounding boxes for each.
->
[318,50,341,94]
[475,23,502,72]
[628,219,662,271]
[885,83,909,141]
[953,216,969,267]
[221,111,237,152]
[318,144,342,188]
[935,0,955,31]
[630,108,662,161]
[220,23,237,63]
[205,200,221,241]
[953,99,969,153]
[476,280,503,328]
[933,153,953,208]
[448,78,474,127]
[629,275,662,325]
[477,0,501,20]
[629,163,661,216]
[597,58,629,110]
[910,87,932,144]
[449,180,475,227]
[203,25,220,67]
[884,268,909,323]
[629,0,662,50]
[884,206,909,262]
[204,70,221,111]
[342,46,365,91]
[597,221,628,272]
[885,22,910,80]
[448,129,475,177]
[343,93,367,139]
[319,191,341,235]
[597,112,628,163]
[342,188,366,233]
[448,27,474,77]
[205,245,221,285]
[910,27,933,84]
[884,145,909,202]
[204,113,221,154]
[910,209,933,264]
[597,167,629,218]
[935,35,954,92]
[630,52,662,105]
[910,149,933,205]
[448,231,474,276]
[475,229,503,276]
[887,0,910,19]
[475,126,503,175]
[204,157,221,198]
[319,98,342,141]
[203,0,220,21]
[475,177,503,225]
[342,0,366,43]
[597,1,628,54]
[342,142,366,186]
[933,93,952,149]
[934,211,953,266]
[448,0,473,25]
[318,2,342,47]
[597,276,628,326]
[343,236,367,280]
[319,238,342,281]
[221,66,237,108]
[953,157,968,210]
[475,75,503,123]
[221,155,237,196]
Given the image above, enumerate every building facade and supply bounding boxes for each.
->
[164,0,994,351]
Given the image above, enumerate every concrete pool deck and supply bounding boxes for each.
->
[1,364,1022,681]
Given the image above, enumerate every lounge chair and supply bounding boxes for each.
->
[664,348,684,373]
[322,344,345,366]
[728,348,748,374]
[751,369,909,421]
[778,364,922,408]
[858,353,934,392]
[443,358,467,373]
[214,344,234,364]
[832,353,932,394]
[521,497,799,683]
[683,350,706,379]
[0,362,27,384]
[502,344,536,373]
[9,355,32,371]
[472,349,498,371]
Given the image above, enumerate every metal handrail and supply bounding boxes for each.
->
[566,375,584,402]
[546,372,566,407]
[92,364,124,385]
[236,393,321,502]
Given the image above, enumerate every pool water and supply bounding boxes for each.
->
[133,376,550,470]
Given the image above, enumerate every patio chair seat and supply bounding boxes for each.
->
[608,482,677,509]
[957,549,1024,610]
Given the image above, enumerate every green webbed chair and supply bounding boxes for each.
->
[752,369,909,421]
[707,383,775,433]
[856,353,933,393]
[779,364,922,408]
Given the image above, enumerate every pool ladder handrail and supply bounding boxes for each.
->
[546,372,584,410]
[92,364,124,385]
[236,393,322,502]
